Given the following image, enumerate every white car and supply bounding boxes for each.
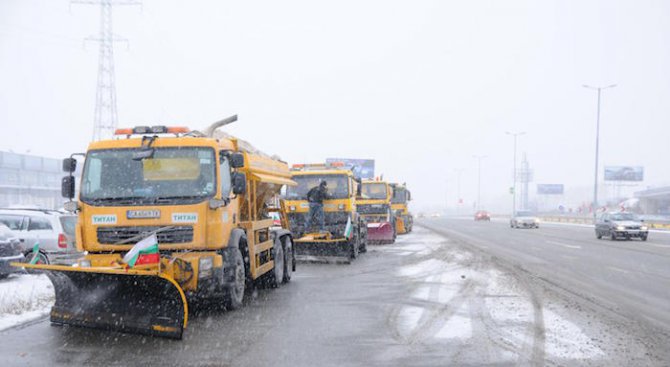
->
[0,208,81,265]
[510,210,540,229]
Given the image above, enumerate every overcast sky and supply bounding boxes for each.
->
[2,0,669,212]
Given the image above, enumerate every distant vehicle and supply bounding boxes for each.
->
[595,212,648,241]
[0,208,80,265]
[0,223,25,279]
[510,210,539,229]
[474,211,491,221]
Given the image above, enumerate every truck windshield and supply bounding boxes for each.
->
[362,183,388,200]
[391,188,407,204]
[286,174,349,200]
[80,147,216,204]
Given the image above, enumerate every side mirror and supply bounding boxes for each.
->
[230,153,245,168]
[232,172,247,195]
[62,158,77,173]
[640,219,645,223]
[62,176,75,199]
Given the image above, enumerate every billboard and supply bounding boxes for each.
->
[604,166,644,182]
[537,184,564,195]
[326,158,375,179]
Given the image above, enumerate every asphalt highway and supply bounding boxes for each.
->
[0,221,667,366]
[421,217,670,331]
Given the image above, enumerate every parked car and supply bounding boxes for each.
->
[510,210,539,229]
[474,210,491,221]
[0,208,81,265]
[595,212,648,241]
[0,223,25,279]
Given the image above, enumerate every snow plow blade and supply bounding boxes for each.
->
[17,264,187,339]
[294,234,352,262]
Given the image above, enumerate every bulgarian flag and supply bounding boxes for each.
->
[344,217,353,239]
[123,234,159,267]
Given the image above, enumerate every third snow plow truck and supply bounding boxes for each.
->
[390,183,413,234]
[281,163,367,262]
[357,179,396,244]
[12,115,297,339]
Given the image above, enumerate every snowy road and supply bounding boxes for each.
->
[0,223,667,366]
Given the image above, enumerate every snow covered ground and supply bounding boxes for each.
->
[375,226,658,366]
[0,274,54,331]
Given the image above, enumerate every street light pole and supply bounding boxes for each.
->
[505,131,525,215]
[473,155,487,210]
[454,168,464,215]
[583,84,617,220]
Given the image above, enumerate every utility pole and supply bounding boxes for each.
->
[505,131,525,215]
[472,155,487,210]
[583,84,617,220]
[73,0,140,141]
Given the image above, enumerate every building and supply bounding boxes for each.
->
[0,151,67,209]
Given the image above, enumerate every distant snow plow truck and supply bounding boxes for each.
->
[12,115,297,339]
[357,180,396,244]
[390,183,413,234]
[281,163,367,262]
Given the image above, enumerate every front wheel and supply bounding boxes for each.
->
[223,247,246,310]
[610,232,617,241]
[596,231,602,239]
[641,235,648,242]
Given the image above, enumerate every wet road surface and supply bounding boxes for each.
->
[0,222,668,366]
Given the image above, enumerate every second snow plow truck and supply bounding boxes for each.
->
[357,180,396,244]
[281,163,367,262]
[13,115,297,339]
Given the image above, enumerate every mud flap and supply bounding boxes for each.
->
[46,270,187,339]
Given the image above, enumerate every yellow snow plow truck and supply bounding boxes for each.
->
[390,183,413,234]
[12,115,296,339]
[281,163,367,262]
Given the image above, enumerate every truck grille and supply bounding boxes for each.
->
[625,225,641,230]
[97,226,194,244]
[357,204,389,215]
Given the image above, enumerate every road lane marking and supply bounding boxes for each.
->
[545,240,581,249]
[606,266,630,274]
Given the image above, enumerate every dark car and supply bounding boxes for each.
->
[0,223,25,279]
[474,211,491,221]
[595,212,648,241]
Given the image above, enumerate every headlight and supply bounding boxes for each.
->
[78,260,91,268]
[616,226,625,231]
[641,226,648,231]
[289,206,296,211]
[534,218,539,223]
[199,256,213,278]
[338,204,345,210]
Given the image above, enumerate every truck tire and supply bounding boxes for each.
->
[264,238,284,288]
[281,236,293,283]
[596,231,602,239]
[222,246,246,310]
[350,231,359,260]
[358,224,367,253]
